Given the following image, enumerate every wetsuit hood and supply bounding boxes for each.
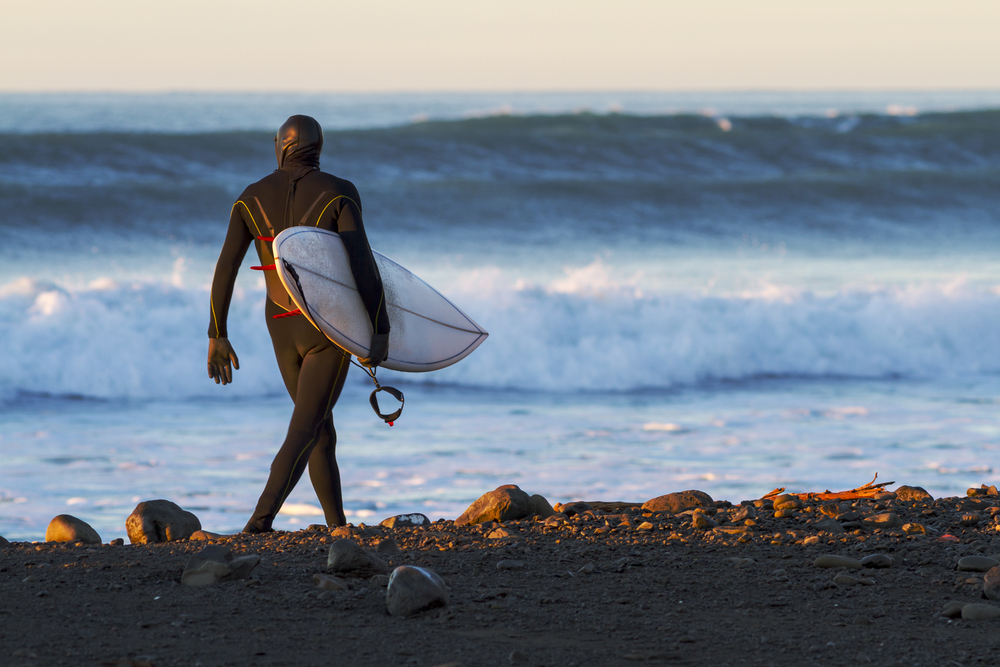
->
[275,115,323,181]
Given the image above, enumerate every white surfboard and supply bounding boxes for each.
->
[272,227,488,372]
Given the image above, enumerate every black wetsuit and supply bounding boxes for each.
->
[208,115,389,532]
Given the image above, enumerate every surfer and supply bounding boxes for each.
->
[206,115,390,533]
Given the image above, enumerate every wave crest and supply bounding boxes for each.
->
[3,267,995,400]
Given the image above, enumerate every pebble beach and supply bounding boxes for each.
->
[4,483,1000,667]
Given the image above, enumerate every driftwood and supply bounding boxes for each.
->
[760,473,895,502]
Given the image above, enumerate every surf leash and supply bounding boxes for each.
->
[361,365,405,427]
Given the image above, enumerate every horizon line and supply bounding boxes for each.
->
[3,87,1000,96]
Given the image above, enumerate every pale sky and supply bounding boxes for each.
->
[3,0,998,92]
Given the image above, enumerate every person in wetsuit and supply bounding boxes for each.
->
[207,115,390,533]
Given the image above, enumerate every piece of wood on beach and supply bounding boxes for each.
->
[759,473,895,502]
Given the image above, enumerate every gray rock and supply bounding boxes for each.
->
[958,556,1000,572]
[730,505,756,522]
[555,502,592,516]
[813,555,862,569]
[862,512,902,529]
[227,555,261,580]
[45,515,101,544]
[982,566,1000,601]
[0,535,7,546]
[126,499,201,544]
[331,524,364,539]
[894,485,932,502]
[376,538,401,554]
[327,539,388,576]
[772,495,801,510]
[380,513,430,529]
[940,601,966,619]
[962,603,1000,621]
[641,490,713,514]
[496,559,524,570]
[691,512,717,530]
[189,530,226,541]
[313,573,349,591]
[509,649,528,664]
[488,527,514,539]
[386,566,448,617]
[181,545,260,587]
[530,494,556,519]
[860,554,894,568]
[370,574,390,587]
[811,518,845,534]
[833,573,859,586]
[455,484,534,526]
[960,514,981,527]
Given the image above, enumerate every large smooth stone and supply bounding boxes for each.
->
[962,604,1000,621]
[386,566,448,617]
[983,566,1000,602]
[125,499,201,544]
[455,485,534,526]
[530,494,557,519]
[811,518,845,534]
[0,535,7,546]
[181,545,260,587]
[45,515,101,544]
[327,539,388,576]
[813,555,862,569]
[894,485,932,502]
[641,490,714,514]
[958,556,1000,572]
[730,505,756,522]
[859,554,894,569]
[380,513,430,529]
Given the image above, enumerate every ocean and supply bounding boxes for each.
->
[2,90,1000,541]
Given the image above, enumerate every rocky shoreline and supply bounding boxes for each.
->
[4,484,1000,666]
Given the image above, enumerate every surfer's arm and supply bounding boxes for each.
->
[208,203,254,339]
[330,196,391,341]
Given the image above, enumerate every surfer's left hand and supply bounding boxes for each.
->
[358,333,389,368]
[207,337,240,385]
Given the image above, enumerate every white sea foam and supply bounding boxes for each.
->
[2,266,1000,400]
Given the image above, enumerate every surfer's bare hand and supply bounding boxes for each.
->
[358,333,389,368]
[208,338,240,385]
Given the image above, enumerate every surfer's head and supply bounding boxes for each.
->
[275,115,323,169]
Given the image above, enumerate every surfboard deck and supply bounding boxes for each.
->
[273,227,488,372]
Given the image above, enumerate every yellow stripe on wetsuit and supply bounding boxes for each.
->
[313,195,359,227]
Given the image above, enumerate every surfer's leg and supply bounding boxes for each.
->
[306,353,350,526]
[245,308,348,533]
